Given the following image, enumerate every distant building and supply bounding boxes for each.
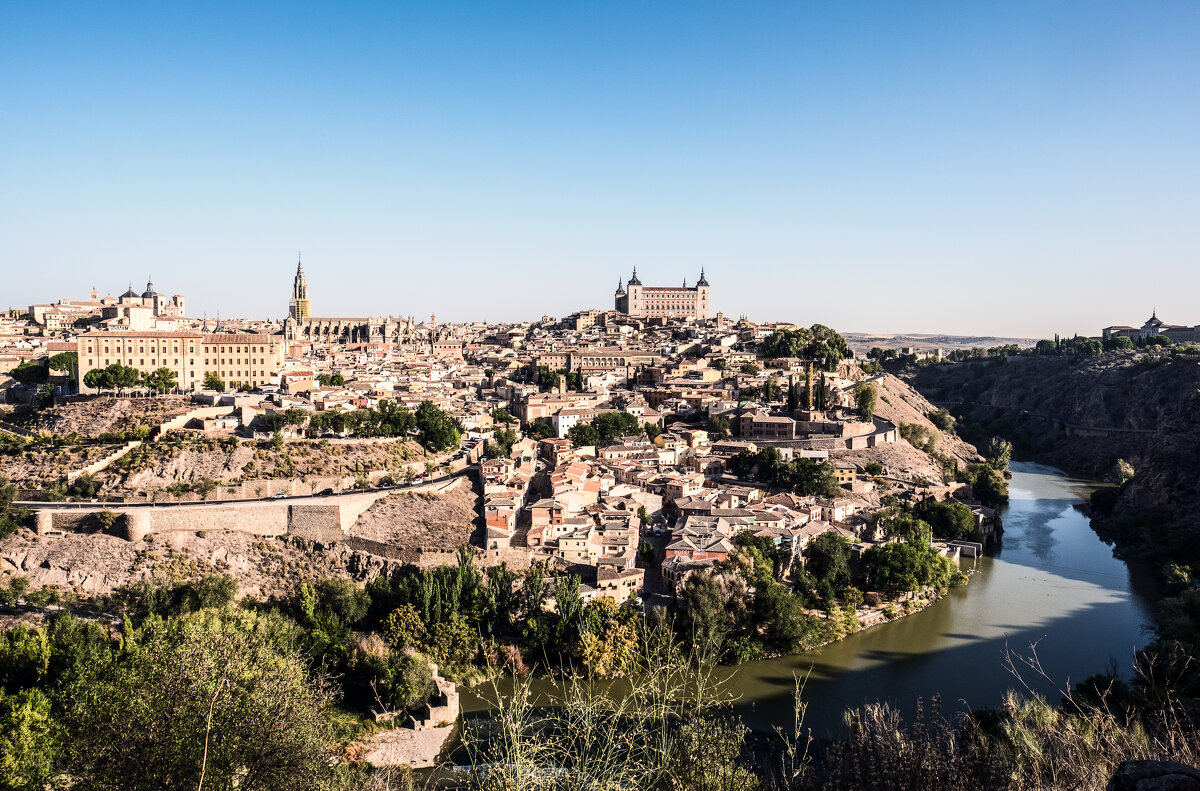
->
[76,331,286,390]
[282,258,423,345]
[1103,310,1199,344]
[615,268,711,320]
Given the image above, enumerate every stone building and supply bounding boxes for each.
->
[1102,310,1200,344]
[615,268,711,320]
[76,331,286,390]
[282,258,424,345]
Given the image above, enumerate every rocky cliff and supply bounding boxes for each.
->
[908,350,1200,525]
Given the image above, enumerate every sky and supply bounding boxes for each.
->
[2,1,1198,337]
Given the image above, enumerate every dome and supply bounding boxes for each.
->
[141,279,158,299]
[121,284,139,298]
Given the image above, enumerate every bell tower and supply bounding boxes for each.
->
[289,255,312,321]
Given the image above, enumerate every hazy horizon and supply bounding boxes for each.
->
[3,1,1198,337]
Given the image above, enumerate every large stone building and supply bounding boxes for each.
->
[29,280,187,333]
[76,331,286,391]
[1102,311,1200,344]
[615,268,711,320]
[282,259,423,345]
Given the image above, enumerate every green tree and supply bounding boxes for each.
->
[425,614,475,666]
[47,351,78,384]
[489,407,515,425]
[592,411,643,443]
[855,382,878,421]
[82,368,112,392]
[804,531,852,590]
[524,420,555,440]
[0,687,56,790]
[487,428,518,459]
[706,415,730,441]
[141,367,177,394]
[566,423,600,447]
[382,603,427,651]
[414,400,462,453]
[7,362,47,385]
[644,422,661,441]
[738,362,760,376]
[916,500,978,541]
[680,573,732,652]
[536,366,561,391]
[386,650,436,710]
[928,408,956,433]
[62,610,336,791]
[982,436,1012,470]
[202,371,225,391]
[728,450,756,479]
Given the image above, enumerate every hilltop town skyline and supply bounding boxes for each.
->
[4,2,1199,335]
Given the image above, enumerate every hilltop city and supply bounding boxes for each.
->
[2,257,1187,776]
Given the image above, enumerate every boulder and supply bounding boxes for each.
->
[1109,760,1200,791]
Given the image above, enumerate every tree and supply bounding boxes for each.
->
[203,372,225,391]
[141,367,177,395]
[738,362,760,376]
[83,368,112,392]
[489,407,515,425]
[982,437,1012,470]
[0,687,56,790]
[386,650,436,710]
[524,420,554,440]
[566,423,600,448]
[1109,335,1135,350]
[47,351,78,384]
[316,372,345,387]
[425,614,476,666]
[86,363,141,395]
[644,422,661,441]
[728,450,756,479]
[804,531,852,590]
[916,499,978,541]
[487,428,518,459]
[61,610,337,791]
[706,416,730,441]
[414,400,461,453]
[759,325,850,370]
[7,362,47,385]
[928,408,956,433]
[536,366,561,391]
[855,382,878,421]
[592,411,642,443]
[382,603,427,651]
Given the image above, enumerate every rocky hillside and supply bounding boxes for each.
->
[0,481,484,601]
[908,350,1200,525]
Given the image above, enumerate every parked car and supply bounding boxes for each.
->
[317,488,334,496]
[272,491,287,499]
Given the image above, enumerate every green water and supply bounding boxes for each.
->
[461,462,1157,738]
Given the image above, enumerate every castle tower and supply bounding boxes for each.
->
[289,256,312,321]
[696,268,711,319]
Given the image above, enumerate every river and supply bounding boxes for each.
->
[461,461,1158,739]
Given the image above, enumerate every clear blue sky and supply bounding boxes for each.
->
[2,1,1198,337]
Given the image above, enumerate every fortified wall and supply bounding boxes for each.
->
[30,478,463,543]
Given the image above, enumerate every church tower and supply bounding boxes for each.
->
[289,256,312,321]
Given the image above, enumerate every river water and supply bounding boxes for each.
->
[461,462,1158,739]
